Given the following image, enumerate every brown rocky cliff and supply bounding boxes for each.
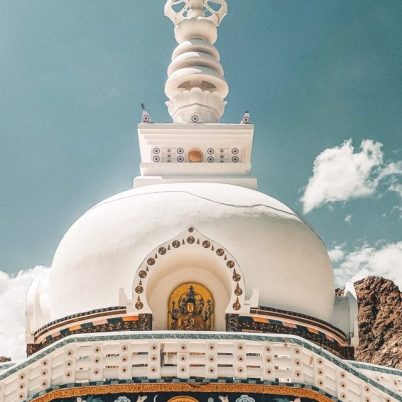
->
[354,276,402,369]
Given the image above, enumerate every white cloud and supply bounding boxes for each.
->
[301,139,402,213]
[0,266,49,361]
[344,214,352,224]
[328,246,345,263]
[389,182,402,199]
[329,242,402,288]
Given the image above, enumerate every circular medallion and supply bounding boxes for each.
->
[187,236,195,244]
[228,316,239,330]
[187,148,203,163]
[135,285,144,294]
[158,247,167,255]
[172,240,180,248]
[135,301,144,310]
[227,260,235,268]
[147,258,155,266]
[202,240,211,248]
[233,299,241,311]
[216,248,224,256]
[234,284,243,296]
[139,270,147,279]
[233,273,241,282]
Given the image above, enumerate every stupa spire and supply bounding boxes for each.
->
[164,0,229,123]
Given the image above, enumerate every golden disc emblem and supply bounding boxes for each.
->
[187,148,204,163]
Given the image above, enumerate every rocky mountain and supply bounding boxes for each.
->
[354,276,402,369]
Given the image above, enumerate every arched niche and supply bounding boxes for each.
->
[131,226,246,331]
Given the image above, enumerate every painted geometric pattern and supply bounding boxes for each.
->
[226,315,353,360]
[27,315,152,355]
[24,378,337,402]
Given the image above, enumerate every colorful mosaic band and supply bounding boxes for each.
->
[27,315,152,355]
[26,378,336,402]
[226,314,354,360]
[28,304,353,361]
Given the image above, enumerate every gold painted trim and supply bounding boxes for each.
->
[30,382,333,402]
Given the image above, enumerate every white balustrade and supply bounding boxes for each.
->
[0,332,400,402]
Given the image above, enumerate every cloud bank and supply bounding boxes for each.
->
[0,266,49,361]
[301,139,402,213]
[330,242,402,289]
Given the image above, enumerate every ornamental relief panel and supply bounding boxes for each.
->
[168,283,214,331]
[130,226,248,319]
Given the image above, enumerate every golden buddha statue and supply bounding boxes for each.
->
[168,284,214,331]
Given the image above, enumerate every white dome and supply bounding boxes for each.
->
[48,183,335,324]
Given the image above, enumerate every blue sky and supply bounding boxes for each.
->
[0,0,401,281]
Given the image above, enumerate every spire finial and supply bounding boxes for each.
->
[165,0,227,26]
[164,0,229,123]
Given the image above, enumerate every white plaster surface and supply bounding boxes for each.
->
[47,183,335,327]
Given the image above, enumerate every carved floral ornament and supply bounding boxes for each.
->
[130,226,247,316]
[165,0,228,26]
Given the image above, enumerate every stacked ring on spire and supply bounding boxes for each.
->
[164,0,229,123]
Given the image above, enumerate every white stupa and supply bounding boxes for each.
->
[1,1,401,402]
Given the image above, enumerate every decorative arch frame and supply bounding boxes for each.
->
[131,226,247,317]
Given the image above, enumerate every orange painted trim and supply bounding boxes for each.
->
[252,316,268,323]
[122,316,140,322]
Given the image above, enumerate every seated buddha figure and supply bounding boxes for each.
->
[176,299,206,331]
[171,285,210,331]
